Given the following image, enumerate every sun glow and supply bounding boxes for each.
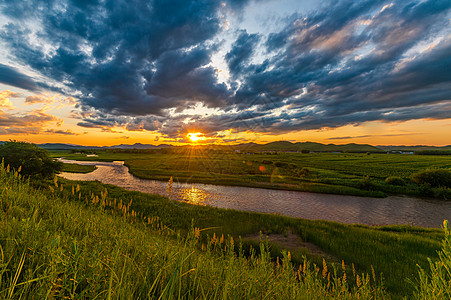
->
[187,132,204,143]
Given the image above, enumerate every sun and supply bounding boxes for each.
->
[187,132,204,143]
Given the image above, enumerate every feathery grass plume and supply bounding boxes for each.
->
[342,260,347,284]
[166,176,173,199]
[322,258,328,278]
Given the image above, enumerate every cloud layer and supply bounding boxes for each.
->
[0,0,450,139]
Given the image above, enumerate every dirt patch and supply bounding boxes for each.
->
[244,231,336,262]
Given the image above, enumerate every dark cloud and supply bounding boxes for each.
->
[0,64,38,91]
[0,0,242,116]
[227,0,451,132]
[225,30,260,77]
[1,0,450,137]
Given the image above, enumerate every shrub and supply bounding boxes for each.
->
[385,176,405,186]
[274,162,288,168]
[411,169,451,188]
[299,167,311,176]
[261,160,273,165]
[301,149,310,154]
[358,176,375,191]
[0,140,62,178]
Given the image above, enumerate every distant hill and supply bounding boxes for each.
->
[36,143,173,150]
[38,143,102,150]
[232,141,383,153]
[3,140,449,153]
[108,143,172,149]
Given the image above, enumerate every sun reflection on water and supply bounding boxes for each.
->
[180,186,209,205]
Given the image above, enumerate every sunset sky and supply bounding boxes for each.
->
[0,0,450,146]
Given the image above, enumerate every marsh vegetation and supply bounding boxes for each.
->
[1,161,450,298]
[54,148,451,199]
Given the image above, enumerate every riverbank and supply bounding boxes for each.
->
[57,158,451,228]
[53,150,451,199]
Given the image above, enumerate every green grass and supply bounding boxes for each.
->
[1,161,450,298]
[29,174,444,298]
[1,162,391,299]
[52,150,451,199]
[62,162,97,173]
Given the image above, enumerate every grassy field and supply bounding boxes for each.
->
[28,175,445,298]
[61,162,97,173]
[1,161,450,298]
[52,149,451,198]
[1,161,390,299]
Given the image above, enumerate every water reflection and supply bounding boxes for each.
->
[179,186,209,205]
[57,158,451,228]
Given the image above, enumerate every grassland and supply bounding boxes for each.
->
[28,174,445,298]
[53,149,451,199]
[2,160,451,298]
[61,162,97,173]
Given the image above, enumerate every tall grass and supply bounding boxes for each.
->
[1,162,389,299]
[31,174,444,298]
[415,220,451,299]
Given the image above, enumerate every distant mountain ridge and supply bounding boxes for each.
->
[37,142,173,150]
[1,141,450,153]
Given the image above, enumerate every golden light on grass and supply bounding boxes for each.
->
[187,132,205,143]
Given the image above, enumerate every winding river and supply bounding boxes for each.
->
[58,159,451,228]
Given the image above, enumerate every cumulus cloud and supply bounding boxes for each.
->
[0,106,63,136]
[0,90,20,109]
[0,0,450,138]
[24,95,53,105]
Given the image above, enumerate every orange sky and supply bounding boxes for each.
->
[1,86,450,147]
[1,1,450,148]
[1,105,449,147]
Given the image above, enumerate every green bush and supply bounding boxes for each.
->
[411,169,451,188]
[274,162,288,168]
[299,167,311,176]
[358,176,375,191]
[0,141,62,178]
[385,176,405,186]
[261,159,273,165]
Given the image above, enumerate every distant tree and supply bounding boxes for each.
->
[0,141,62,178]
[415,150,451,156]
[301,149,310,154]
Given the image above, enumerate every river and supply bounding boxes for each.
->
[58,159,451,228]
